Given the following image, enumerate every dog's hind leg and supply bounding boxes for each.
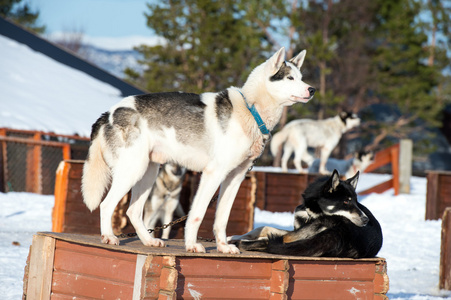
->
[127,162,165,247]
[99,160,154,245]
[228,226,289,243]
[281,144,293,172]
[213,161,254,254]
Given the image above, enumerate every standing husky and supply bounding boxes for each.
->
[308,150,374,178]
[271,112,360,174]
[143,163,186,239]
[82,47,315,253]
[230,170,383,258]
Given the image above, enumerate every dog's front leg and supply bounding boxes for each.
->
[214,161,253,254]
[185,169,226,253]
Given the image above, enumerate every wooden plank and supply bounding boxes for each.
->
[26,235,55,300]
[391,145,400,195]
[52,239,136,299]
[287,280,374,299]
[359,179,394,195]
[364,144,399,173]
[440,208,451,290]
[52,161,70,232]
[289,261,375,281]
[426,172,440,220]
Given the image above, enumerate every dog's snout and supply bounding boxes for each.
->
[308,87,316,96]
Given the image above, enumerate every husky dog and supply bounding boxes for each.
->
[230,170,383,258]
[143,163,186,239]
[270,112,361,174]
[82,47,315,253]
[308,150,374,178]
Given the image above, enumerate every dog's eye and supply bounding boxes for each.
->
[287,76,294,80]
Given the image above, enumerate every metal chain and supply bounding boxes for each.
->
[116,194,219,239]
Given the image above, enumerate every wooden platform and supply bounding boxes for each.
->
[426,171,451,220]
[23,232,389,299]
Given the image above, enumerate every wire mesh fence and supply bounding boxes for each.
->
[0,128,90,194]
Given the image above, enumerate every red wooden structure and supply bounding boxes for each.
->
[426,171,451,220]
[23,232,389,299]
[440,207,451,290]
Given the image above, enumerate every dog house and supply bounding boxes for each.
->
[23,232,389,299]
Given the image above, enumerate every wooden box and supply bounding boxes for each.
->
[53,161,255,239]
[252,170,321,212]
[426,171,451,220]
[23,232,389,299]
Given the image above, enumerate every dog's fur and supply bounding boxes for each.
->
[271,112,361,174]
[230,170,383,258]
[308,150,374,178]
[82,47,315,253]
[143,163,186,239]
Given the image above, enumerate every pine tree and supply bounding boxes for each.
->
[0,0,45,33]
[367,0,443,151]
[125,0,270,93]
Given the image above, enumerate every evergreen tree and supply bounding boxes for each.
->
[0,0,45,33]
[125,0,270,93]
[366,0,443,152]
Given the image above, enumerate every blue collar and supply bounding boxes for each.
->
[237,90,270,135]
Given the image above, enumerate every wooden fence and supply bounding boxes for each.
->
[359,140,412,196]
[0,128,89,194]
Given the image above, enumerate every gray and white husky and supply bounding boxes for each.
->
[308,150,374,178]
[82,47,315,254]
[270,112,360,174]
[143,163,186,239]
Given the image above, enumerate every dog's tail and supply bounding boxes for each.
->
[270,127,289,157]
[82,134,110,212]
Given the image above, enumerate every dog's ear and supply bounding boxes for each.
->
[289,50,306,69]
[325,169,341,193]
[266,47,286,75]
[346,171,360,190]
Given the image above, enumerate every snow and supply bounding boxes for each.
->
[0,34,124,138]
[1,174,450,299]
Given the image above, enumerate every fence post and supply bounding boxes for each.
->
[26,132,42,193]
[399,139,412,194]
[0,128,6,192]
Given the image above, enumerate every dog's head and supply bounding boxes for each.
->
[354,150,374,170]
[163,163,186,178]
[339,111,361,130]
[299,169,369,227]
[250,47,315,106]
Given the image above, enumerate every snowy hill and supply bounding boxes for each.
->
[80,44,145,79]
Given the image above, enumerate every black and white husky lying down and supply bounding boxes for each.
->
[229,170,383,258]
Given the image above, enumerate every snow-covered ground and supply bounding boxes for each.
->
[1,173,450,299]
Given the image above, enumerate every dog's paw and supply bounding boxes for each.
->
[186,243,206,253]
[217,243,240,254]
[101,235,119,245]
[143,237,165,247]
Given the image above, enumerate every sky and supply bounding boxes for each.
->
[28,0,159,49]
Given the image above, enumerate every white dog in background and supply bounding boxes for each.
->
[270,112,360,174]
